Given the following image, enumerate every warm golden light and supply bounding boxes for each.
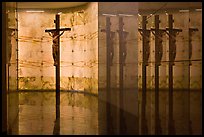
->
[26,10,44,13]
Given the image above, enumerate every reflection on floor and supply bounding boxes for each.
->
[18,91,98,135]
[7,89,201,135]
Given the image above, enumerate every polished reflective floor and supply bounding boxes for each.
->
[18,91,98,135]
[7,89,202,135]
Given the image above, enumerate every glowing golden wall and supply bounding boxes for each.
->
[18,2,98,94]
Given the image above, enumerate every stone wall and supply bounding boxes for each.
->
[18,2,98,94]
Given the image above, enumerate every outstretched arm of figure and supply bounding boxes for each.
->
[48,32,53,37]
[51,31,65,40]
[58,31,65,38]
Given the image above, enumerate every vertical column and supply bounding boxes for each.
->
[2,2,7,134]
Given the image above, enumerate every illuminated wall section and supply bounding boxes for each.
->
[18,2,98,94]
[18,2,98,134]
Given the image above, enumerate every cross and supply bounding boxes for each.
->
[45,14,71,135]
[167,14,182,135]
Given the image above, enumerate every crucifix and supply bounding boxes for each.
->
[101,16,115,134]
[7,27,17,66]
[138,15,151,135]
[118,16,128,134]
[188,27,198,135]
[166,14,182,135]
[150,15,166,135]
[45,14,71,135]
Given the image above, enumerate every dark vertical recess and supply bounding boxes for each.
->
[2,2,8,134]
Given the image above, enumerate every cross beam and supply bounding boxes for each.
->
[45,14,71,135]
[45,28,71,33]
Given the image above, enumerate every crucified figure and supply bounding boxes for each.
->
[7,28,16,66]
[48,31,65,66]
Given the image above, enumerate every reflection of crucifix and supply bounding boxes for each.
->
[139,15,151,135]
[118,16,128,134]
[166,14,182,135]
[7,28,16,66]
[6,12,17,66]
[45,14,71,135]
